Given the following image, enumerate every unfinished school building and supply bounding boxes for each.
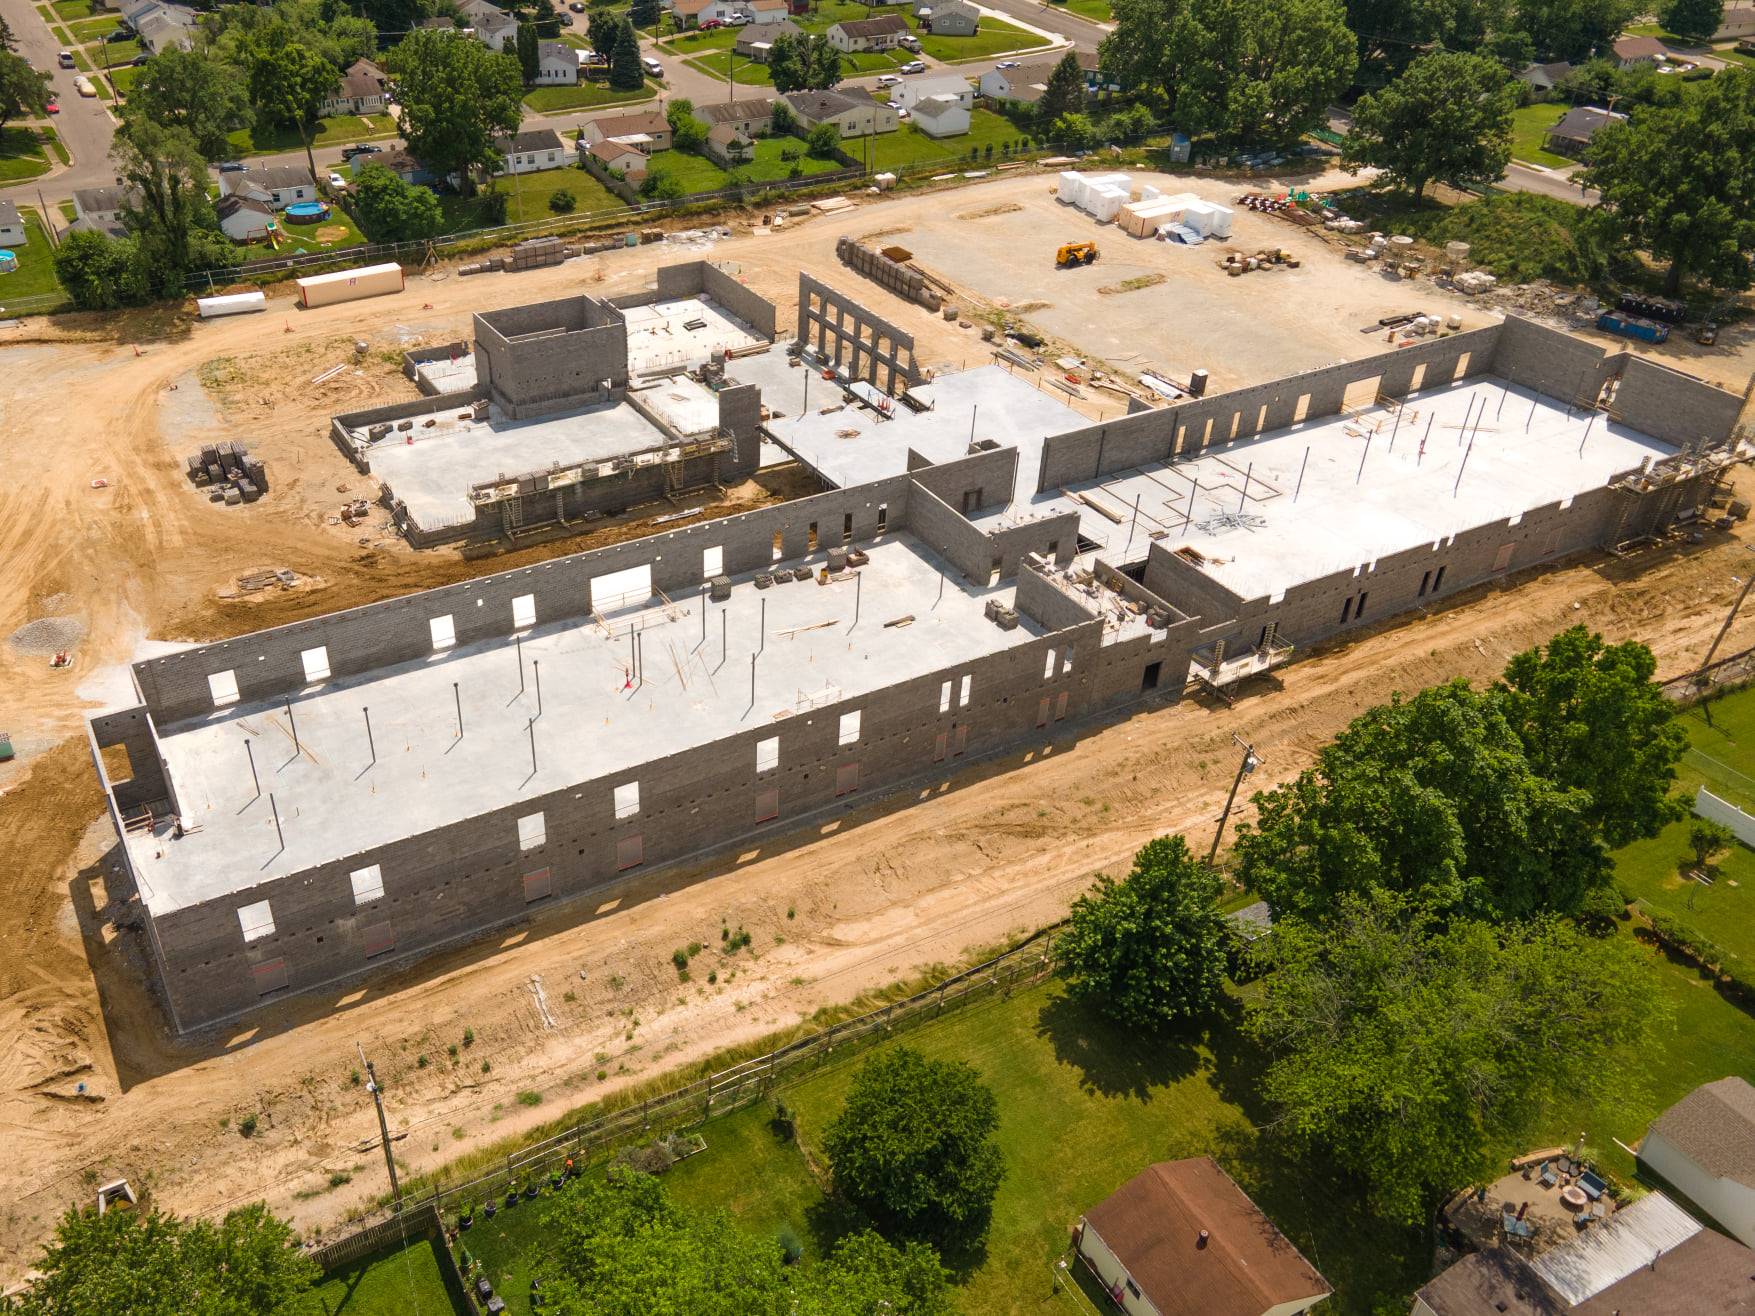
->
[88,276,1745,1032]
[332,260,777,546]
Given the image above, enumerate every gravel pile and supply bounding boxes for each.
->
[9,616,87,656]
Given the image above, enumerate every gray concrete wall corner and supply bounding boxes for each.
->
[717,382,764,479]
[703,263,779,342]
[1612,353,1746,447]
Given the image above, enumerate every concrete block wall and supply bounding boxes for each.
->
[797,272,920,392]
[148,606,1106,1030]
[330,393,486,474]
[718,381,764,480]
[1036,326,1502,491]
[906,483,994,584]
[1486,315,1612,403]
[133,475,916,727]
[474,296,629,418]
[1610,353,1746,449]
[702,262,779,341]
[89,705,176,814]
[909,445,1017,515]
[402,342,471,394]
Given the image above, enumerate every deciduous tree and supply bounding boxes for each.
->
[667,96,706,150]
[1060,836,1228,1031]
[1662,0,1723,38]
[1248,891,1661,1223]
[1512,0,1640,60]
[387,28,525,191]
[52,230,150,310]
[349,162,443,241]
[0,49,49,133]
[1342,51,1518,198]
[1583,68,1755,294]
[248,41,340,182]
[822,1047,1004,1244]
[127,48,252,162]
[113,121,238,299]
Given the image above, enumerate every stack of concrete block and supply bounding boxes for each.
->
[186,441,268,505]
[509,237,569,271]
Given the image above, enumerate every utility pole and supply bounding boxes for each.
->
[358,1044,401,1207]
[1206,734,1261,866]
[1694,547,1755,703]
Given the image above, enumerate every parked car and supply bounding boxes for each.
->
[105,27,132,41]
[45,98,59,113]
[130,54,148,65]
[700,17,724,27]
[900,60,925,72]
[727,10,751,21]
[327,171,348,189]
[218,160,247,172]
[643,55,663,76]
[342,142,383,160]
[57,49,75,68]
[995,59,1020,68]
[876,72,901,85]
[569,1,585,9]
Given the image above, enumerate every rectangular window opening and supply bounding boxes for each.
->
[1037,697,1050,728]
[1356,591,1368,618]
[430,615,456,651]
[590,563,653,614]
[1055,691,1068,721]
[938,680,951,714]
[703,545,724,579]
[953,724,968,756]
[876,503,888,533]
[613,781,641,820]
[808,521,819,551]
[933,731,948,763]
[300,646,331,684]
[842,512,853,544]
[1433,565,1447,591]
[1044,649,1056,680]
[756,735,780,773]
[1341,596,1353,624]
[512,593,536,629]
[238,899,276,943]
[1418,569,1432,598]
[349,864,384,906]
[771,530,784,562]
[838,710,861,746]
[958,674,972,709]
[518,811,547,850]
[208,669,240,707]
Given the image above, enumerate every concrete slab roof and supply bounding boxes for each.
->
[620,295,766,375]
[633,373,721,436]
[981,375,1674,594]
[126,534,1043,914]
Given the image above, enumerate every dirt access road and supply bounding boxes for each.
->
[0,168,1751,1279]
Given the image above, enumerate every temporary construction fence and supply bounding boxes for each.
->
[348,928,1062,1238]
[1659,643,1755,704]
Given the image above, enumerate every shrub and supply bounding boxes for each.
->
[238,1112,259,1138]
[548,188,576,213]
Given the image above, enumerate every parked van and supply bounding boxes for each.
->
[642,55,663,77]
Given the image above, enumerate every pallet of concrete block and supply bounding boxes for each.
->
[509,236,568,271]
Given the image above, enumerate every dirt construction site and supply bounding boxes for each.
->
[1,163,1753,1280]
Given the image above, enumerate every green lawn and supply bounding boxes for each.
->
[69,14,121,38]
[838,48,911,72]
[1508,102,1576,168]
[295,1233,464,1316]
[225,113,397,158]
[105,64,138,98]
[906,11,1047,62]
[522,79,656,111]
[1049,0,1113,20]
[0,126,51,182]
[646,147,734,193]
[792,0,886,33]
[0,209,69,307]
[685,50,774,84]
[233,206,369,261]
[866,106,1026,171]
[659,26,737,53]
[87,35,141,63]
[439,164,627,229]
[648,137,845,193]
[49,0,98,17]
[42,127,69,164]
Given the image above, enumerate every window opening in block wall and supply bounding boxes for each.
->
[842,512,854,544]
[959,674,972,708]
[772,531,784,562]
[614,781,641,820]
[512,593,536,629]
[756,736,780,773]
[238,900,276,943]
[349,864,384,905]
[300,646,331,683]
[518,811,547,850]
[208,669,240,707]
[808,522,819,551]
[839,710,861,745]
[939,680,951,714]
[877,503,888,533]
[1044,649,1056,680]
[591,563,653,614]
[430,615,455,651]
[703,545,724,579]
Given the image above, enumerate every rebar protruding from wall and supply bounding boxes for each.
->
[534,659,543,717]
[700,586,708,648]
[749,651,757,713]
[1387,400,1403,453]
[1458,394,1478,447]
[363,706,375,766]
[1125,493,1142,556]
[527,717,537,776]
[851,572,862,631]
[1528,391,1540,433]
[1419,411,1434,465]
[1453,431,1477,498]
[269,791,284,851]
[759,597,766,655]
[1497,382,1509,420]
[1357,434,1371,484]
[245,737,260,799]
[1293,451,1308,504]
[936,568,945,609]
[517,635,525,695]
[1184,476,1200,528]
[1578,409,1596,456]
[453,682,463,738]
[286,697,299,754]
[721,609,727,666]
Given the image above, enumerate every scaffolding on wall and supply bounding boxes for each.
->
[1189,628,1295,703]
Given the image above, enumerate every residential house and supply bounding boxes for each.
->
[891,72,972,111]
[219,165,317,210]
[1610,34,1666,69]
[1516,59,1574,98]
[783,88,899,136]
[0,200,26,248]
[672,0,786,27]
[70,185,138,238]
[493,127,569,174]
[978,59,1056,103]
[694,97,775,137]
[908,93,968,137]
[117,0,196,53]
[1715,4,1755,39]
[585,138,649,183]
[418,15,456,29]
[1075,49,1119,93]
[534,40,579,84]
[457,0,518,50]
[1413,1192,1755,1315]
[579,109,672,152]
[926,0,979,36]
[351,148,435,185]
[1076,1158,1331,1316]
[704,122,756,167]
[1637,1076,1755,1249]
[320,58,389,117]
[734,19,800,61]
[827,14,909,50]
[215,193,274,243]
[1544,104,1625,157]
[744,0,790,23]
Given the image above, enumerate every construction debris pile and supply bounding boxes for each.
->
[185,441,267,506]
[1218,248,1301,277]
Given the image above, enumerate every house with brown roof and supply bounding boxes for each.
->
[1638,1075,1755,1250]
[828,14,909,51]
[783,88,898,136]
[1075,1158,1331,1316]
[583,137,650,183]
[320,58,389,117]
[578,110,673,153]
[704,122,755,167]
[694,97,775,136]
[1610,34,1666,69]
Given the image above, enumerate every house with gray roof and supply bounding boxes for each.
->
[1638,1075,1755,1249]
[218,165,317,210]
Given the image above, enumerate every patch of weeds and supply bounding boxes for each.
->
[480,1059,492,1074]
[462,1028,475,1048]
[238,1113,259,1138]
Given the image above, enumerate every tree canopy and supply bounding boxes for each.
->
[608,19,644,90]
[1247,891,1661,1222]
[1342,50,1518,197]
[516,20,541,84]
[1663,0,1724,39]
[767,32,841,93]
[1583,67,1755,294]
[248,41,339,181]
[350,162,443,241]
[387,28,525,188]
[114,121,239,299]
[8,1201,317,1315]
[1035,51,1086,134]
[0,48,49,134]
[667,97,707,151]
[822,1046,1004,1244]
[532,1167,952,1316]
[1513,0,1641,60]
[1100,0,1355,144]
[126,47,252,162]
[1059,835,1229,1031]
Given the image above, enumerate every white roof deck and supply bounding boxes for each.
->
[621,295,765,375]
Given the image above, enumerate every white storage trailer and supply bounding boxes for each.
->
[196,290,267,318]
[296,262,404,309]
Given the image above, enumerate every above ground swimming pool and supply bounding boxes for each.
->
[284,201,330,223]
